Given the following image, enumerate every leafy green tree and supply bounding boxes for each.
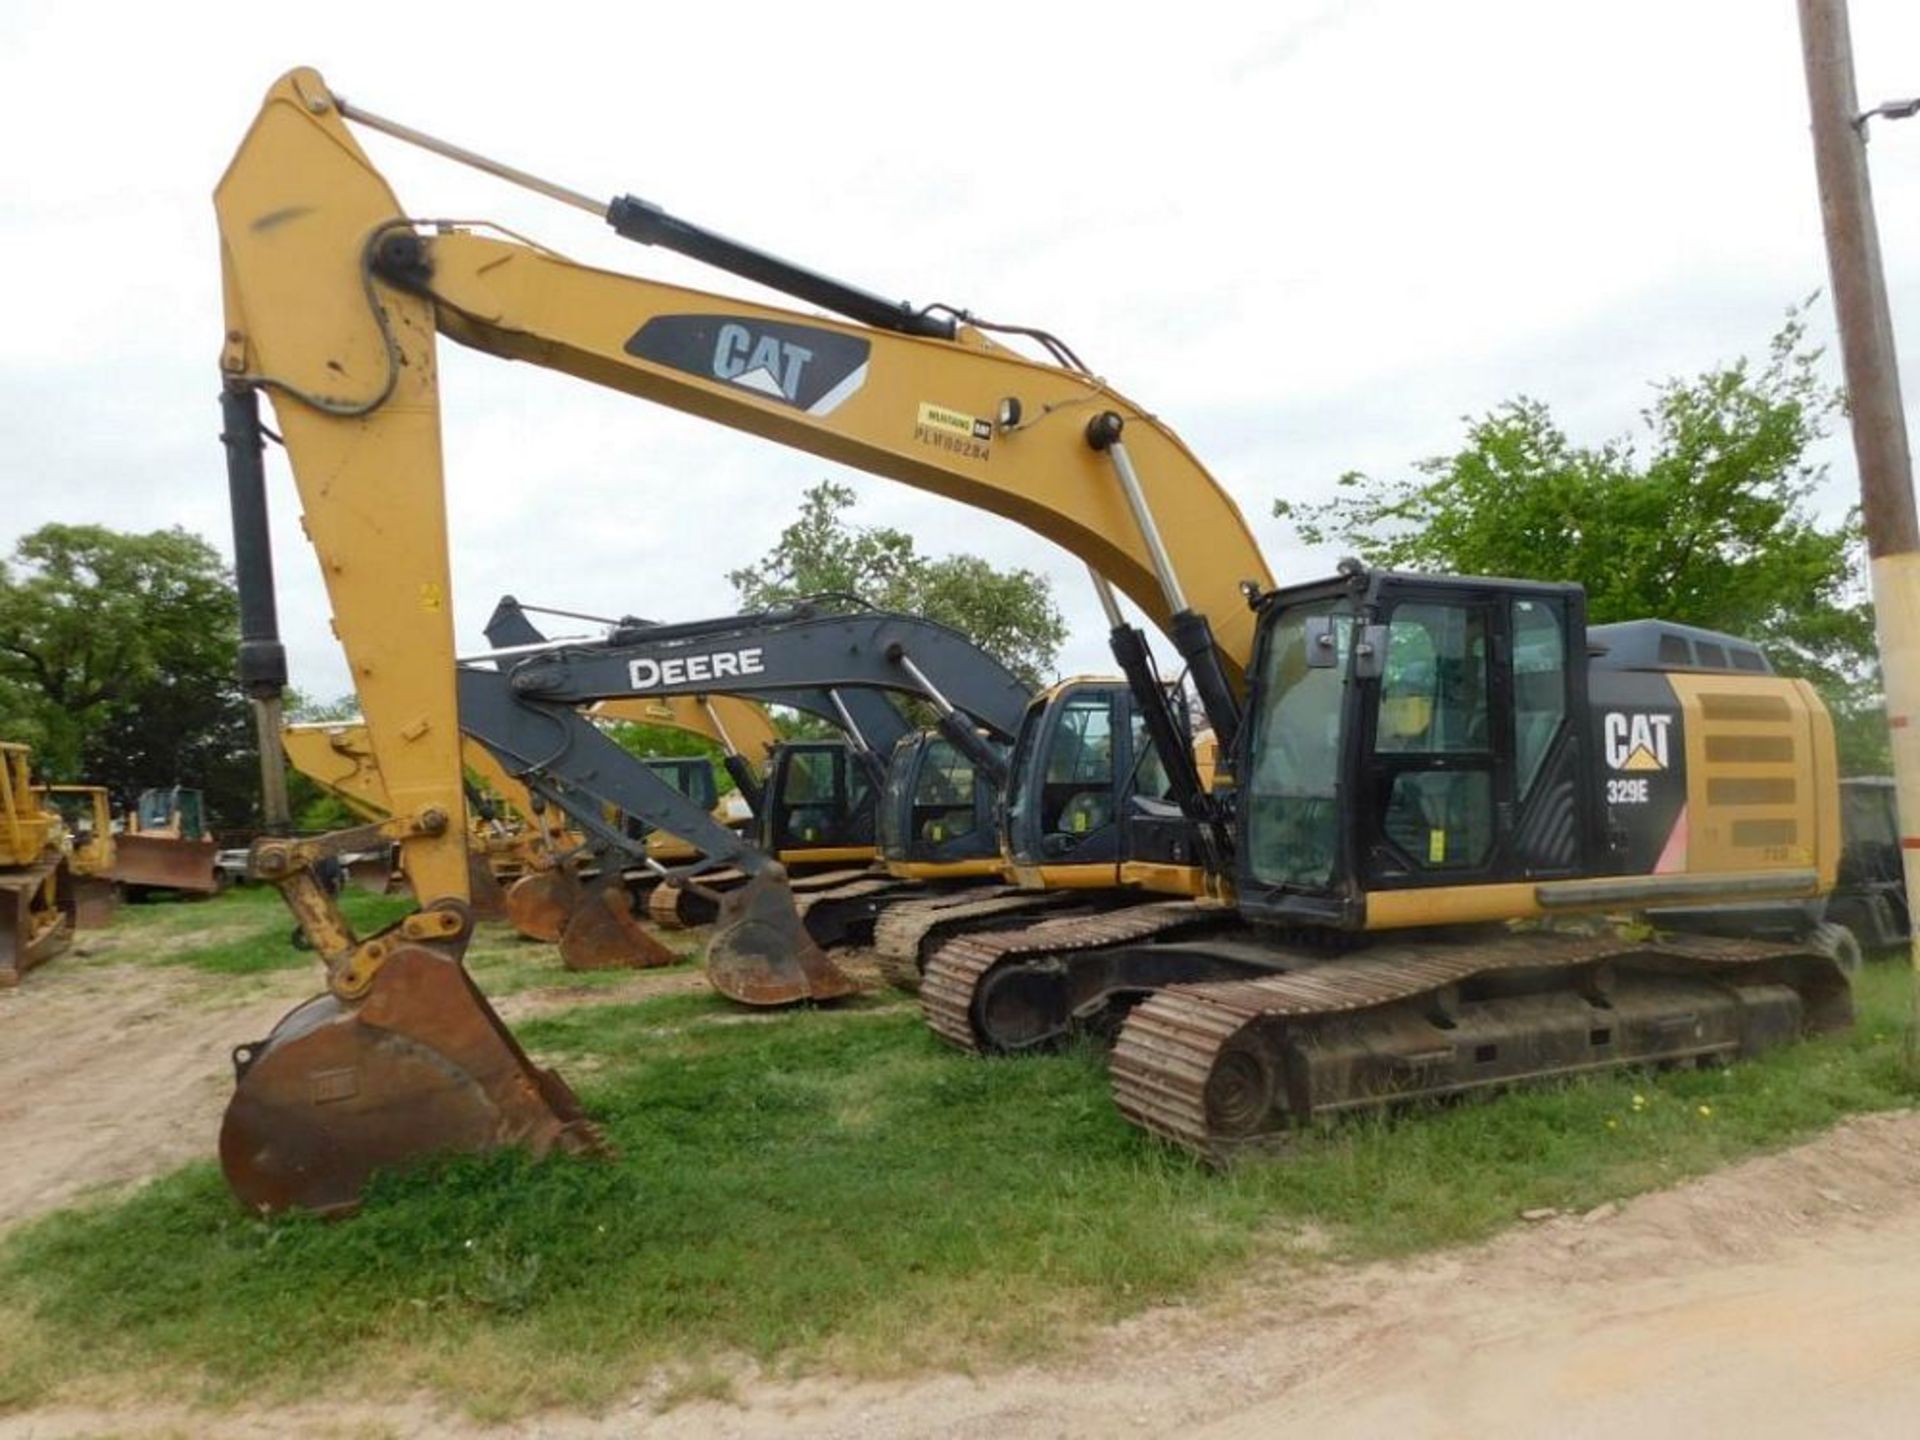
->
[1276,312,1884,769]
[0,524,262,825]
[728,481,1067,688]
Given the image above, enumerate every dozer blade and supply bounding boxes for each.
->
[465,851,510,922]
[504,867,580,943]
[705,867,858,1006]
[111,834,220,894]
[219,941,604,1216]
[72,874,118,930]
[557,873,679,971]
[0,862,75,986]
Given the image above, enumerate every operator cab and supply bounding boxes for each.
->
[1001,678,1186,887]
[134,786,207,839]
[876,732,1004,876]
[619,756,721,841]
[1238,570,1594,930]
[757,739,878,866]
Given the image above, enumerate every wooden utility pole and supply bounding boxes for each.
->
[1796,0,1920,1053]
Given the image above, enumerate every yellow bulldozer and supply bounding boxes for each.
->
[1,743,76,985]
[33,784,117,928]
[113,786,223,899]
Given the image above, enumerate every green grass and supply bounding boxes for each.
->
[99,885,418,976]
[0,947,1913,1419]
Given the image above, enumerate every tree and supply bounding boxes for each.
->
[728,481,1067,688]
[0,524,260,826]
[1276,311,1885,768]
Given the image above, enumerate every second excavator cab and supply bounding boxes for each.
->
[757,739,878,869]
[1001,679,1189,891]
[877,734,1005,879]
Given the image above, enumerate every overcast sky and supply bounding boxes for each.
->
[2,1,1917,703]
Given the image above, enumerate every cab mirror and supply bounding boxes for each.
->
[1303,615,1341,668]
[1352,624,1389,680]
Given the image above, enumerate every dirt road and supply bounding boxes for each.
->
[3,939,1917,1438]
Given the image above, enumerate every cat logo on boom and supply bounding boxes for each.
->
[1603,712,1673,772]
[625,314,871,416]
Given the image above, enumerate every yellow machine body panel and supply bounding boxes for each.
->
[0,745,61,868]
[1668,672,1840,889]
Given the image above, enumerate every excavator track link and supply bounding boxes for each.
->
[1110,931,1851,1163]
[920,901,1214,1052]
[873,888,1080,991]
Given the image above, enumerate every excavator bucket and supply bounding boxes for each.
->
[705,867,858,1006]
[0,861,76,986]
[557,872,679,971]
[505,867,580,943]
[111,834,221,894]
[219,939,605,1216]
[465,851,509,922]
[343,847,401,894]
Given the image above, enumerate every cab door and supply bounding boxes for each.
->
[1358,588,1581,893]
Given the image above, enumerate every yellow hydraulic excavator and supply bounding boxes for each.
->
[212,68,1853,1214]
[1,743,75,985]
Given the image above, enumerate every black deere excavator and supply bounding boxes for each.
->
[462,598,1030,1002]
[212,68,1853,1214]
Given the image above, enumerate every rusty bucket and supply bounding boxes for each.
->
[219,936,605,1216]
[705,866,857,1006]
[465,851,510,922]
[557,873,679,971]
[505,867,580,943]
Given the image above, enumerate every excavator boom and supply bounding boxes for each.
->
[215,67,1270,1213]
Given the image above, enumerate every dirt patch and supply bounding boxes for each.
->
[0,950,316,1224]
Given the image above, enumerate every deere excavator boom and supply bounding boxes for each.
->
[469,599,1033,1001]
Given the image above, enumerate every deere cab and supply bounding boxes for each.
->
[1000,678,1194,891]
[876,733,1005,879]
[757,739,877,869]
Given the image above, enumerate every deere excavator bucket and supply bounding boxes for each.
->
[112,834,221,894]
[705,867,857,1005]
[556,872,679,970]
[465,851,509,922]
[505,866,580,943]
[220,934,604,1216]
